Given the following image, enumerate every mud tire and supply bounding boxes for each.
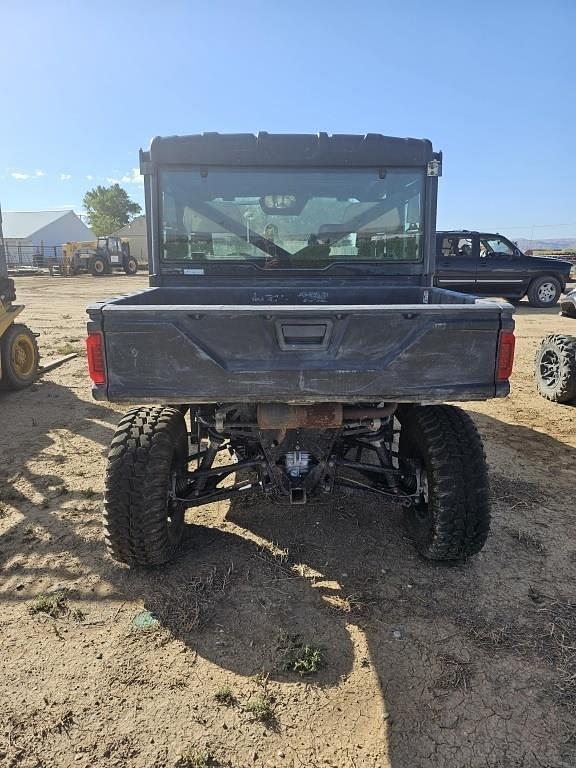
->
[103,406,188,566]
[399,405,491,562]
[534,334,576,403]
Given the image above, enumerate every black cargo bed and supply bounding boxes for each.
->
[88,285,512,404]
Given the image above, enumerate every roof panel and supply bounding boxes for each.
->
[147,132,437,168]
[1,210,74,239]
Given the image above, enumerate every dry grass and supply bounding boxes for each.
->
[28,591,84,621]
[144,564,234,636]
[175,749,218,768]
[490,473,547,504]
[213,685,235,706]
[462,593,576,713]
[28,591,68,618]
[55,342,81,356]
[244,694,275,723]
[434,654,474,693]
[535,598,576,712]
[502,525,546,553]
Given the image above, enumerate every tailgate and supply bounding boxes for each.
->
[93,302,508,403]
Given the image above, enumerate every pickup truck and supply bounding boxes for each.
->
[86,133,515,568]
[436,230,573,307]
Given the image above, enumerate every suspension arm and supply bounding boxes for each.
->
[184,457,263,482]
[334,477,413,506]
[172,479,260,508]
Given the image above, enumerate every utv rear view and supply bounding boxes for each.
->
[86,133,515,567]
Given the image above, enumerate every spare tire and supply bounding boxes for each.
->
[534,334,576,403]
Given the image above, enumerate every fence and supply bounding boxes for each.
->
[4,243,63,268]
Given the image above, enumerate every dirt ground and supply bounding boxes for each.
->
[1,275,575,768]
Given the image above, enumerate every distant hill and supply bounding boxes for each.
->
[516,237,576,251]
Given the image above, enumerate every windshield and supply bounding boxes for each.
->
[159,168,424,268]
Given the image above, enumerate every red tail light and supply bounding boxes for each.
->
[86,332,106,385]
[496,330,515,381]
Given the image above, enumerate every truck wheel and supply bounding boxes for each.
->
[0,323,40,390]
[90,256,107,276]
[398,405,490,562]
[534,334,576,403]
[103,406,188,566]
[527,276,561,307]
[123,258,138,275]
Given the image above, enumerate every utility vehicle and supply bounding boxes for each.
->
[86,133,516,567]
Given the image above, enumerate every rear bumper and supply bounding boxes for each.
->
[91,380,510,404]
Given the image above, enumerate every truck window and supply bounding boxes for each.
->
[480,237,514,257]
[441,236,468,258]
[159,168,424,267]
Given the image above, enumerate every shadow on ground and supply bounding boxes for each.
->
[2,402,575,766]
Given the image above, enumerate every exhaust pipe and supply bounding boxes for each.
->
[256,403,396,430]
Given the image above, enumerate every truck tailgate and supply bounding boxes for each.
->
[89,299,511,403]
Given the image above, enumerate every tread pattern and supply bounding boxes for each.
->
[103,406,188,566]
[534,334,576,403]
[399,405,490,561]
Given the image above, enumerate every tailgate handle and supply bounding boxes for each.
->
[276,320,333,350]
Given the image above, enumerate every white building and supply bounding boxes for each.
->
[113,216,148,265]
[2,209,95,265]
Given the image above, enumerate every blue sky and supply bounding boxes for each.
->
[1,0,575,240]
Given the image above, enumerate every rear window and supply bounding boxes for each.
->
[159,168,424,269]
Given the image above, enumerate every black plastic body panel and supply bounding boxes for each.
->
[147,132,436,169]
[87,284,513,404]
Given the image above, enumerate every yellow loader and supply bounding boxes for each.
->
[0,206,40,389]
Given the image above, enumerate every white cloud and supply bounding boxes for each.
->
[122,168,143,185]
[10,168,46,180]
[106,168,143,186]
[60,173,72,181]
[86,174,93,180]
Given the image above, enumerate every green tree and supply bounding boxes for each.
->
[82,184,141,236]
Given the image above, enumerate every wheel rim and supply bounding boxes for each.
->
[401,458,430,519]
[94,261,104,274]
[537,282,556,303]
[11,334,36,378]
[539,349,560,387]
[413,466,430,520]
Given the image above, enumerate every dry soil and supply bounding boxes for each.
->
[1,275,575,768]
